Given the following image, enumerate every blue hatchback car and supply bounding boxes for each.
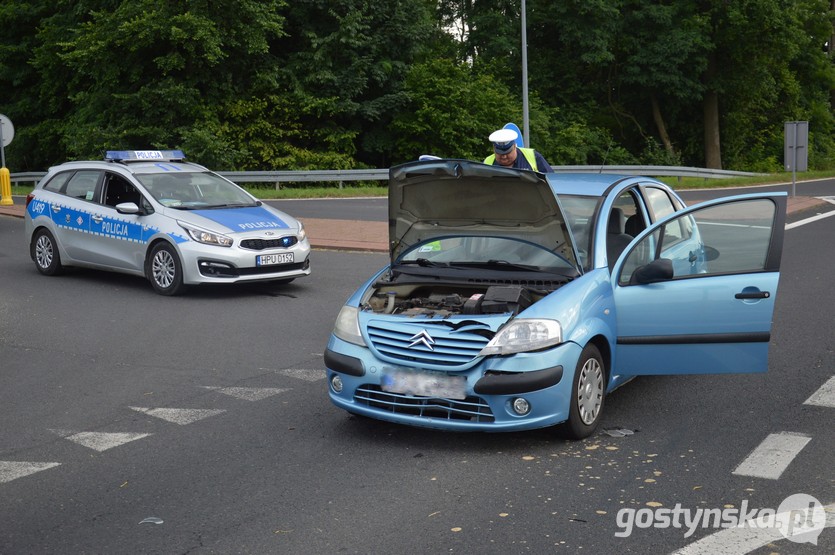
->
[325,159,786,439]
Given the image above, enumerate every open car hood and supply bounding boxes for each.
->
[389,159,577,267]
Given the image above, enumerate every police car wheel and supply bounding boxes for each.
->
[31,228,64,276]
[147,242,185,296]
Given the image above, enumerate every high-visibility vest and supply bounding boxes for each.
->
[483,147,539,171]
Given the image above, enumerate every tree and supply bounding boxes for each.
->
[390,59,512,161]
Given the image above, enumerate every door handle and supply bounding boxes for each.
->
[735,291,770,300]
[91,215,102,223]
[51,205,61,213]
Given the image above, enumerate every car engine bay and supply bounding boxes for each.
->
[363,282,557,318]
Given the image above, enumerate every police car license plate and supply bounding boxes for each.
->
[256,253,294,266]
[381,370,466,400]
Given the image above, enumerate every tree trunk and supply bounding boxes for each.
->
[651,94,674,156]
[703,53,722,169]
[703,91,722,169]
[831,0,835,107]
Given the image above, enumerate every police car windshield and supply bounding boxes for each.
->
[136,172,257,209]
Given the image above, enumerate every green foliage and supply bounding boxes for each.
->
[390,59,514,162]
[0,0,834,173]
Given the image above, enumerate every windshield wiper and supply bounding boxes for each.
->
[202,202,257,209]
[450,260,539,271]
[451,260,579,280]
[397,258,449,268]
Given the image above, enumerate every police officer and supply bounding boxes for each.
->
[483,128,553,172]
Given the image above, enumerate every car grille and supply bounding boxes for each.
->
[366,321,490,367]
[240,236,298,250]
[355,385,494,422]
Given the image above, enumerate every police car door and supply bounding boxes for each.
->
[85,172,148,271]
[50,169,103,263]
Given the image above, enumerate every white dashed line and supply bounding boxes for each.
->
[732,432,812,480]
[50,429,153,452]
[129,407,226,425]
[202,386,290,401]
[0,461,61,484]
[804,375,835,408]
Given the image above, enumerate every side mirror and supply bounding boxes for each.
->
[115,202,140,215]
[629,258,673,285]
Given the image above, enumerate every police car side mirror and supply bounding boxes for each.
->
[116,202,140,215]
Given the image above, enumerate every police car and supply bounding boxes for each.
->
[24,150,311,295]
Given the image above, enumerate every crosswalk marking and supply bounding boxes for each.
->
[201,386,290,401]
[0,461,61,484]
[129,407,226,425]
[273,368,324,382]
[672,501,835,555]
[804,375,835,408]
[50,429,152,452]
[732,432,812,480]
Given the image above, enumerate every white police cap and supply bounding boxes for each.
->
[489,128,518,154]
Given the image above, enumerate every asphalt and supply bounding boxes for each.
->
[0,195,829,253]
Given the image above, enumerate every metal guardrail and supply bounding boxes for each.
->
[10,165,764,187]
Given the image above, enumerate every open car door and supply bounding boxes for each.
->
[611,193,787,375]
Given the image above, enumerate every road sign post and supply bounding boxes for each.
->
[784,121,808,197]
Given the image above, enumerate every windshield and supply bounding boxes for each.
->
[135,171,258,209]
[558,194,601,271]
[399,236,578,274]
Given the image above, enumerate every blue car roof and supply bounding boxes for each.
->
[546,173,637,196]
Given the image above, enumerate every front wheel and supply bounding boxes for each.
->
[31,228,64,276]
[558,343,606,440]
[147,242,186,296]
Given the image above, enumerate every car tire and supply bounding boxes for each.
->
[147,242,186,296]
[558,343,606,440]
[31,228,64,276]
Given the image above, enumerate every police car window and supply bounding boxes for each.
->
[42,171,72,193]
[103,173,141,208]
[63,170,101,201]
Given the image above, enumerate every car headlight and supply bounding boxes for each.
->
[297,222,307,242]
[333,305,366,346]
[178,221,233,247]
[479,319,562,356]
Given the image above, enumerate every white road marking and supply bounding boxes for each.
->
[786,197,835,229]
[273,368,325,382]
[804,375,835,408]
[201,386,290,401]
[0,461,61,484]
[732,432,812,480]
[671,501,835,555]
[129,406,226,425]
[50,429,152,452]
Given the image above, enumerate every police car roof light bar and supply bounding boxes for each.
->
[105,150,186,163]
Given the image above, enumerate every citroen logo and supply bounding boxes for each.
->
[407,330,435,351]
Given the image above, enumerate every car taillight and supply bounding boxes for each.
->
[25,193,35,207]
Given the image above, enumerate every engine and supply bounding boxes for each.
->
[364,284,543,317]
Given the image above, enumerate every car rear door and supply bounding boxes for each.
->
[611,193,786,375]
[49,170,103,262]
